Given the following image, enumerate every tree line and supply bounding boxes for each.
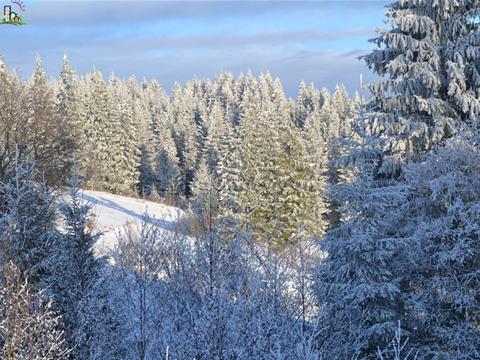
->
[0,53,356,243]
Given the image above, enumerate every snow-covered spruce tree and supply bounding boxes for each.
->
[211,72,239,125]
[295,81,321,129]
[315,2,480,357]
[170,82,200,196]
[315,103,411,358]
[140,80,170,199]
[236,78,282,242]
[145,80,170,154]
[107,73,141,194]
[399,136,480,358]
[137,145,156,199]
[202,103,229,173]
[155,129,182,204]
[76,265,126,360]
[361,0,480,176]
[301,85,353,232]
[304,86,353,230]
[302,109,330,239]
[82,69,116,190]
[126,76,151,147]
[332,84,352,124]
[276,120,321,243]
[0,262,70,360]
[236,77,320,245]
[445,2,480,121]
[25,55,64,184]
[331,85,356,164]
[46,169,103,356]
[191,157,219,233]
[55,54,85,180]
[0,54,26,182]
[216,122,242,237]
[0,156,57,287]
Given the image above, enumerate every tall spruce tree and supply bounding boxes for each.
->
[137,145,156,198]
[170,82,199,196]
[317,1,480,358]
[25,55,62,184]
[108,74,141,194]
[46,170,102,355]
[82,69,115,190]
[56,54,85,180]
[217,122,242,235]
[191,158,219,233]
[302,107,330,238]
[203,103,228,173]
[362,0,480,176]
[0,156,57,287]
[155,128,181,202]
[295,81,321,129]
[445,2,480,120]
[401,136,480,358]
[0,55,26,182]
[237,76,320,244]
[315,111,410,358]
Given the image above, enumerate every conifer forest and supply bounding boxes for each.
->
[1,1,480,359]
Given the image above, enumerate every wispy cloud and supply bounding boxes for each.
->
[1,1,386,96]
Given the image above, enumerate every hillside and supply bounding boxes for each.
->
[80,191,184,255]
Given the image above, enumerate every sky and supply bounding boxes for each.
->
[0,1,390,97]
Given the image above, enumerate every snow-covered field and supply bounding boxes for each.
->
[80,191,184,255]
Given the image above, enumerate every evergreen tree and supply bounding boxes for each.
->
[317,2,480,357]
[276,121,320,242]
[108,73,141,194]
[0,156,57,287]
[127,76,151,146]
[332,84,352,123]
[137,145,156,198]
[237,79,319,244]
[315,136,410,358]
[56,54,85,180]
[202,103,228,173]
[170,82,199,196]
[327,85,356,228]
[302,110,330,237]
[217,123,242,235]
[295,81,321,129]
[0,54,26,182]
[361,0,480,175]
[47,170,102,355]
[446,3,480,120]
[401,137,480,358]
[155,129,181,203]
[191,158,219,233]
[25,55,62,184]
[82,69,115,190]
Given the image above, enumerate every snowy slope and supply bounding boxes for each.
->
[80,191,184,255]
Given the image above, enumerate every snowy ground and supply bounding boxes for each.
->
[80,191,184,255]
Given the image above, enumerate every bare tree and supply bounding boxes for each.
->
[0,262,70,360]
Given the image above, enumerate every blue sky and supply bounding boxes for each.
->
[0,1,389,97]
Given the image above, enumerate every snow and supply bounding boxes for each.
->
[80,190,184,255]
